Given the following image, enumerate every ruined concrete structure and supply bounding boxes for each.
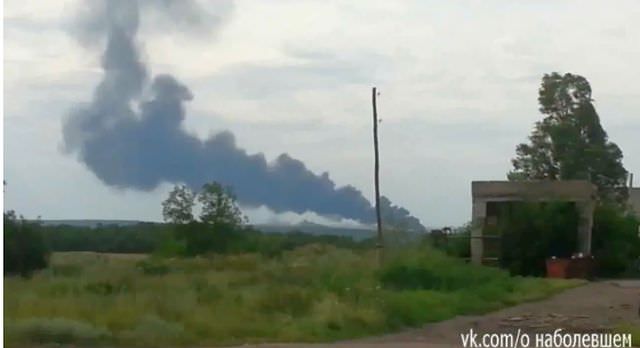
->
[470,180,597,265]
[630,188,640,218]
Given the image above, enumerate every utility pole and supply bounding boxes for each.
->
[372,87,383,265]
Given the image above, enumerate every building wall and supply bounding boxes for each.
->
[470,180,596,264]
[630,188,640,217]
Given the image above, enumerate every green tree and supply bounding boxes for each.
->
[161,184,196,224]
[591,204,640,277]
[4,211,49,277]
[198,182,246,227]
[159,182,247,256]
[508,72,629,203]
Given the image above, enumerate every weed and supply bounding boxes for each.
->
[6,318,111,345]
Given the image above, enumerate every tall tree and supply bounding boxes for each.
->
[508,72,628,203]
[198,182,246,227]
[162,184,196,224]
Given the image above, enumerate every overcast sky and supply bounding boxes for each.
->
[4,0,640,227]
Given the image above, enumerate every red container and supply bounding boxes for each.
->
[546,258,570,278]
[567,256,595,279]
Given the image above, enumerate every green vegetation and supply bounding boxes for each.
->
[495,202,579,277]
[41,223,167,254]
[431,204,640,277]
[592,204,640,277]
[508,72,629,204]
[4,211,50,277]
[493,202,639,277]
[615,324,640,347]
[157,183,374,258]
[475,71,640,277]
[38,222,370,257]
[4,247,579,347]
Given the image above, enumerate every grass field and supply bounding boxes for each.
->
[4,245,580,347]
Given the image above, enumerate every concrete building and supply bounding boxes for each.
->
[470,180,597,265]
[630,188,640,218]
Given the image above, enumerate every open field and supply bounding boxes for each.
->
[4,247,580,347]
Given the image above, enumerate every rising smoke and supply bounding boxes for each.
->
[63,0,425,229]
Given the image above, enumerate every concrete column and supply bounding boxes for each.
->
[471,198,486,264]
[576,200,594,255]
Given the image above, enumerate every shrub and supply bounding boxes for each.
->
[211,253,260,272]
[496,202,578,276]
[379,248,507,291]
[120,315,189,346]
[6,318,111,345]
[50,263,84,277]
[191,278,223,304]
[382,291,455,328]
[171,222,244,256]
[445,225,472,258]
[154,237,187,257]
[42,222,166,253]
[381,264,466,291]
[84,277,134,296]
[592,204,640,277]
[256,286,316,316]
[4,211,49,277]
[136,259,170,276]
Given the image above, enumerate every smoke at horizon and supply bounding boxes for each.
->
[62,0,425,230]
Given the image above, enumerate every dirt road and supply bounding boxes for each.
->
[241,280,640,348]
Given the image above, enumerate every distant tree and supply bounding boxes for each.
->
[198,182,247,227]
[162,184,196,224]
[158,182,246,256]
[508,72,629,203]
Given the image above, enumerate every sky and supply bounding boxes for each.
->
[3,0,640,228]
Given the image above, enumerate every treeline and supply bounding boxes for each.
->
[5,219,374,276]
[41,223,167,254]
[41,223,371,256]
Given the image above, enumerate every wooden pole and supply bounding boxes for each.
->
[372,87,383,265]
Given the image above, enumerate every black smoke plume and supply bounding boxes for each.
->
[63,0,424,228]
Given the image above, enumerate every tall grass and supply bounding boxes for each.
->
[4,246,580,346]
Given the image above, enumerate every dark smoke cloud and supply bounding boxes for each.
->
[63,0,425,227]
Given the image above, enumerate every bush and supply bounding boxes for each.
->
[84,279,132,296]
[136,259,170,276]
[382,290,455,327]
[50,263,84,277]
[191,278,223,304]
[427,224,471,259]
[496,202,578,276]
[120,315,189,346]
[379,248,507,291]
[6,318,111,345]
[592,204,640,277]
[42,222,166,253]
[380,265,461,290]
[171,222,244,256]
[4,211,49,277]
[256,286,316,316]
